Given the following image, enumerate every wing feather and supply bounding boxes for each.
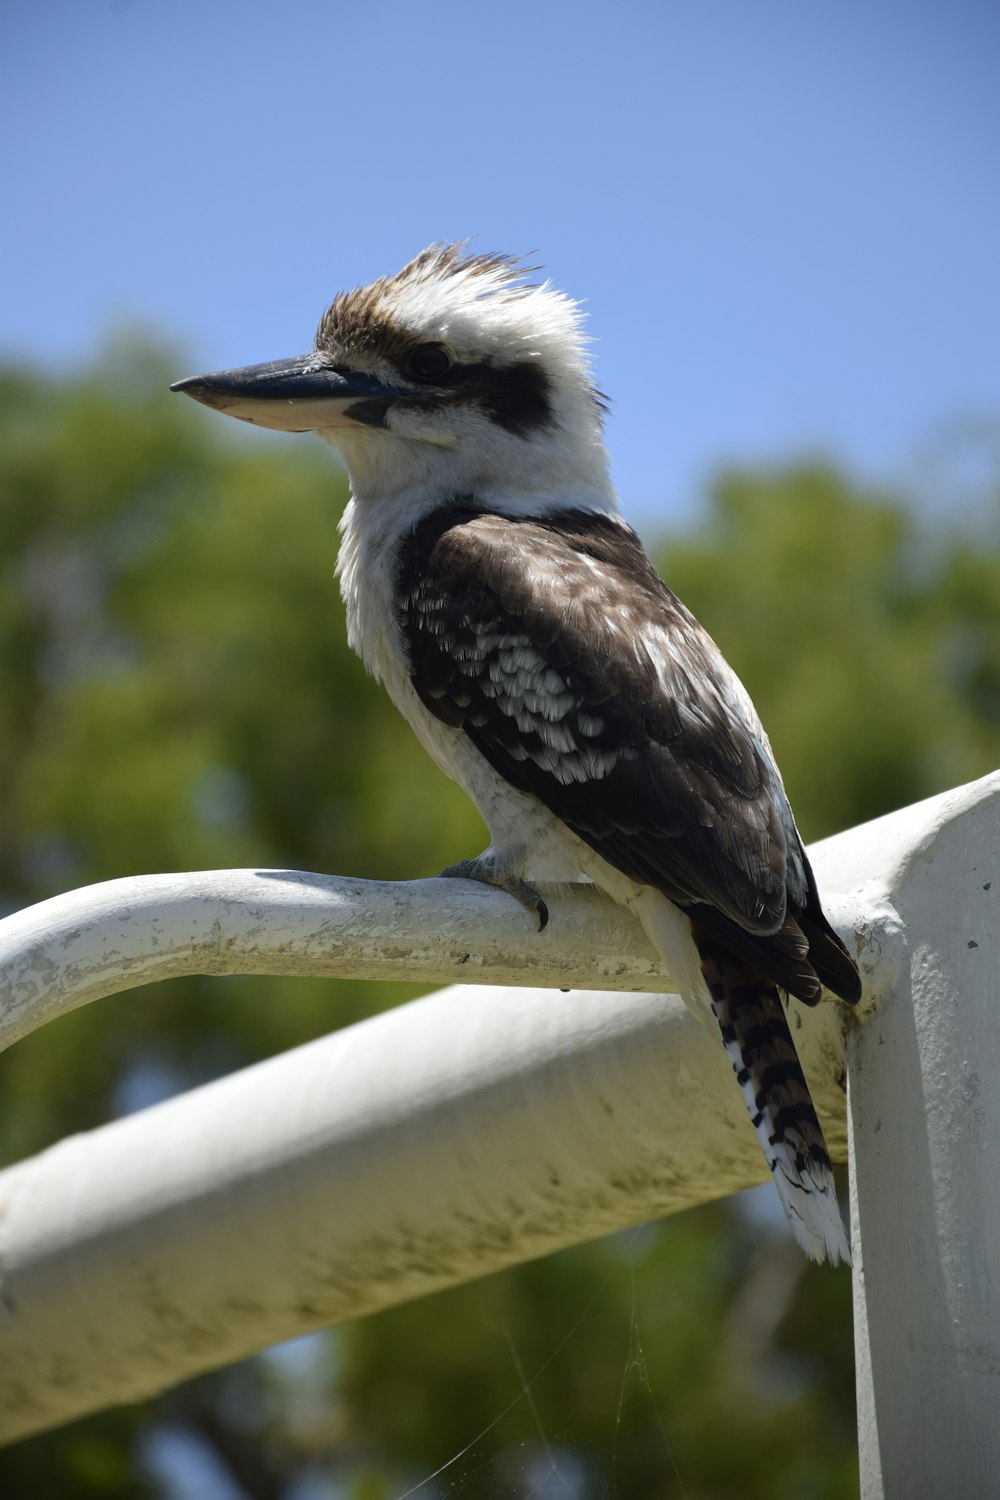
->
[397,503,859,1004]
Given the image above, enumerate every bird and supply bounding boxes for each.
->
[172,243,861,1264]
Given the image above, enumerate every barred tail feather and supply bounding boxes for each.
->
[695,931,852,1266]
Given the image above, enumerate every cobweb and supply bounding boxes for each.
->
[392,1225,686,1500]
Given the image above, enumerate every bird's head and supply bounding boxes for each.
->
[172,244,614,508]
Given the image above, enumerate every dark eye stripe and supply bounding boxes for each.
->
[416,359,555,436]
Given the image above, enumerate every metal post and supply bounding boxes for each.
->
[845,777,1000,1496]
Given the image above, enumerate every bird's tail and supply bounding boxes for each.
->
[695,930,851,1266]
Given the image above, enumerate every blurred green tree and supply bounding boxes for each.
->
[0,348,996,1498]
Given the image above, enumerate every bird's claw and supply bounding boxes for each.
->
[439,861,549,932]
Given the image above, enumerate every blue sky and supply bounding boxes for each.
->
[3,0,999,526]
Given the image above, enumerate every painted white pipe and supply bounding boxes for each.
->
[0,772,996,1468]
[0,876,872,1444]
[0,872,666,1054]
[0,967,858,1445]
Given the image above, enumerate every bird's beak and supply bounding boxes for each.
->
[170,355,405,433]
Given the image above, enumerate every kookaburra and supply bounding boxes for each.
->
[172,244,861,1264]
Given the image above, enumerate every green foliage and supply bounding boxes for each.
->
[0,343,480,1162]
[660,464,1000,839]
[0,347,997,1497]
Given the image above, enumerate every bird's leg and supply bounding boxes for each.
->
[439,852,549,932]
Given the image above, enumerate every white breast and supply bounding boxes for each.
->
[336,495,585,880]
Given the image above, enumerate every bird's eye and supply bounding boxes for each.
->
[403,343,452,382]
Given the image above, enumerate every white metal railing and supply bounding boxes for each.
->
[0,772,997,1497]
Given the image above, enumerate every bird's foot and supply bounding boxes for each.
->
[439,859,549,932]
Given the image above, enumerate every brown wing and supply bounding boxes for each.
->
[398,503,860,1005]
